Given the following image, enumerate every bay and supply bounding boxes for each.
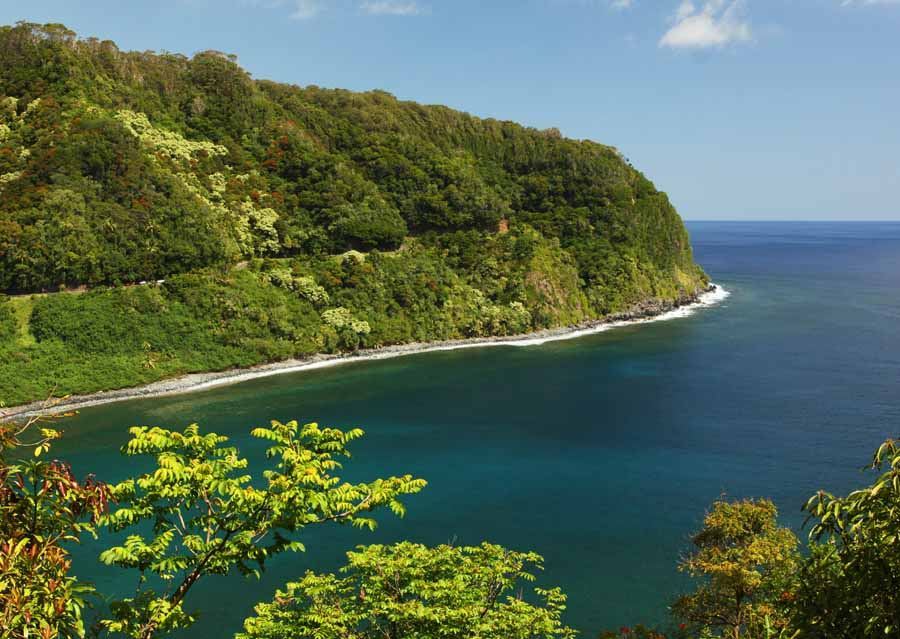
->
[53,221,900,635]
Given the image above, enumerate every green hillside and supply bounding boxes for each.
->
[0,22,707,406]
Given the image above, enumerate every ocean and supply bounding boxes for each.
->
[53,221,900,635]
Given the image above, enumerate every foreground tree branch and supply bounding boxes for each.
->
[97,419,427,639]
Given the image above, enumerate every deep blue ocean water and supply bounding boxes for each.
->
[53,222,900,635]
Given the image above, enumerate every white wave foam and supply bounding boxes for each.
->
[184,284,732,392]
[7,284,731,415]
[450,283,731,348]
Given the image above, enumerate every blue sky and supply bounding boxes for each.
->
[1,0,898,220]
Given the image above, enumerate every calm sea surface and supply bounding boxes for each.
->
[54,222,900,635]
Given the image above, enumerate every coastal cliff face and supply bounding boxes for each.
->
[0,23,708,405]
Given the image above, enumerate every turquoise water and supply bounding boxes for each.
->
[54,222,900,635]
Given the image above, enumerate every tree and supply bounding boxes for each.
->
[98,420,426,639]
[793,438,900,638]
[327,196,408,251]
[239,541,577,639]
[0,400,110,639]
[598,625,676,639]
[672,499,799,639]
[0,294,16,343]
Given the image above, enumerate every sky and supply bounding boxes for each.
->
[1,0,898,220]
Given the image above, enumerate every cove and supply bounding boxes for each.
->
[52,222,900,635]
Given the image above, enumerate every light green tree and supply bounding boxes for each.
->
[239,541,577,639]
[793,438,900,638]
[98,420,426,639]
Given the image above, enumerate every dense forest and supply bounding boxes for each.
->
[0,22,707,406]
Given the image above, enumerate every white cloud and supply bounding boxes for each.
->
[241,0,427,20]
[360,0,424,15]
[546,0,636,11]
[660,0,752,49]
[291,0,322,19]
[675,0,696,20]
[841,0,900,5]
[239,0,326,20]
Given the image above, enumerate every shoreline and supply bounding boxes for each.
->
[1,284,729,419]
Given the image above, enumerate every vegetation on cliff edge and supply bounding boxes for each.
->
[0,22,707,406]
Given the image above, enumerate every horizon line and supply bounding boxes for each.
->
[683,218,900,223]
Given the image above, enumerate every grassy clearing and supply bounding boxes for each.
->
[8,295,37,347]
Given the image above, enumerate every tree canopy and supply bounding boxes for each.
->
[0,21,709,408]
[0,21,703,297]
[239,542,576,639]
[98,420,426,639]
[792,439,900,638]
[672,499,799,639]
[0,401,109,639]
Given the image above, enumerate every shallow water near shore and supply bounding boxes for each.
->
[53,221,900,635]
